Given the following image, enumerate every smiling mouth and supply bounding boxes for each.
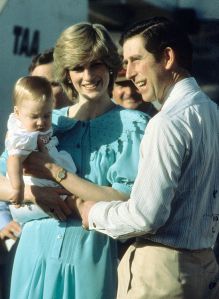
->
[135,80,146,88]
[82,81,99,89]
[123,98,140,103]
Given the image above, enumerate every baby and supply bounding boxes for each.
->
[5,76,76,223]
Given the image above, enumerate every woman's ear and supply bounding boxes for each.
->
[14,106,19,116]
[163,47,175,70]
[66,71,72,84]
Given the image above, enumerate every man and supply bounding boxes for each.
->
[29,48,72,109]
[79,17,219,298]
[112,67,158,117]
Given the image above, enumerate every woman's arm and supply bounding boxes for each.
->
[24,151,129,202]
[0,174,72,221]
[0,174,14,202]
[54,165,129,202]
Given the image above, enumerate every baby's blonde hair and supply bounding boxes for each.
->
[13,76,53,107]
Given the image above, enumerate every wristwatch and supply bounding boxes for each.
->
[56,167,67,183]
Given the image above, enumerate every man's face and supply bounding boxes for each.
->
[113,80,143,110]
[31,63,71,109]
[123,35,168,103]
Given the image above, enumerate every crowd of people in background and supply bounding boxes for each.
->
[0,16,219,299]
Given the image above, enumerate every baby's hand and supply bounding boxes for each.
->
[10,188,24,207]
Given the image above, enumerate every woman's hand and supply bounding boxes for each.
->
[26,185,72,221]
[23,151,54,180]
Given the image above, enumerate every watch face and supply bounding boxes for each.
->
[59,170,65,179]
[57,168,66,182]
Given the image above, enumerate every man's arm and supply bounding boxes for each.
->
[24,152,129,203]
[80,117,186,239]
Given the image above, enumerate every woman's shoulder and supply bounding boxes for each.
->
[52,107,77,132]
[52,107,69,119]
[92,106,149,144]
[107,106,150,130]
[117,106,150,123]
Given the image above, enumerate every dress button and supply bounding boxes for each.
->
[76,144,80,148]
[57,234,63,239]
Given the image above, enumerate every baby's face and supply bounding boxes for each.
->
[14,98,53,132]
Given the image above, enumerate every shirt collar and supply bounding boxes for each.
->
[161,77,199,111]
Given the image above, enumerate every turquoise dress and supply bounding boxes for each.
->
[5,106,149,299]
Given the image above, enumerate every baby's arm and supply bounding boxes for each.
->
[7,154,26,206]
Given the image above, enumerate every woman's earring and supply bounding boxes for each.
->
[66,72,72,84]
[109,69,113,75]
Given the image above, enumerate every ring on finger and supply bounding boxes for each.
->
[82,224,88,230]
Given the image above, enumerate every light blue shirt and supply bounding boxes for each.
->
[89,77,219,250]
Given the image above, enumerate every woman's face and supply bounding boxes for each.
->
[68,60,110,101]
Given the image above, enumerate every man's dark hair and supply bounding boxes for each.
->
[28,48,54,73]
[120,17,193,72]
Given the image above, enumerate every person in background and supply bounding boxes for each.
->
[29,48,72,109]
[0,204,21,299]
[78,17,219,299]
[113,67,158,117]
[0,205,20,242]
[0,22,149,299]
[0,148,21,299]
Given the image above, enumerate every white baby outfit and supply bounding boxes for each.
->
[6,113,76,224]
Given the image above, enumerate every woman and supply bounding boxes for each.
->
[0,23,149,299]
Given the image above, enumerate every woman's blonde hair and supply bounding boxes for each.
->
[53,22,122,100]
[13,76,53,106]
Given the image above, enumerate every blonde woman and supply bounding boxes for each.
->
[0,23,150,299]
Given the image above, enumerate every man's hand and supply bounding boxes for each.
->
[76,199,96,229]
[0,221,21,240]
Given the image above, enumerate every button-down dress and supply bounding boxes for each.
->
[7,105,149,299]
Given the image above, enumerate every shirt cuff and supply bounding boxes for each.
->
[88,201,113,234]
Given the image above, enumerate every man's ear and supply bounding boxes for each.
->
[163,47,175,70]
